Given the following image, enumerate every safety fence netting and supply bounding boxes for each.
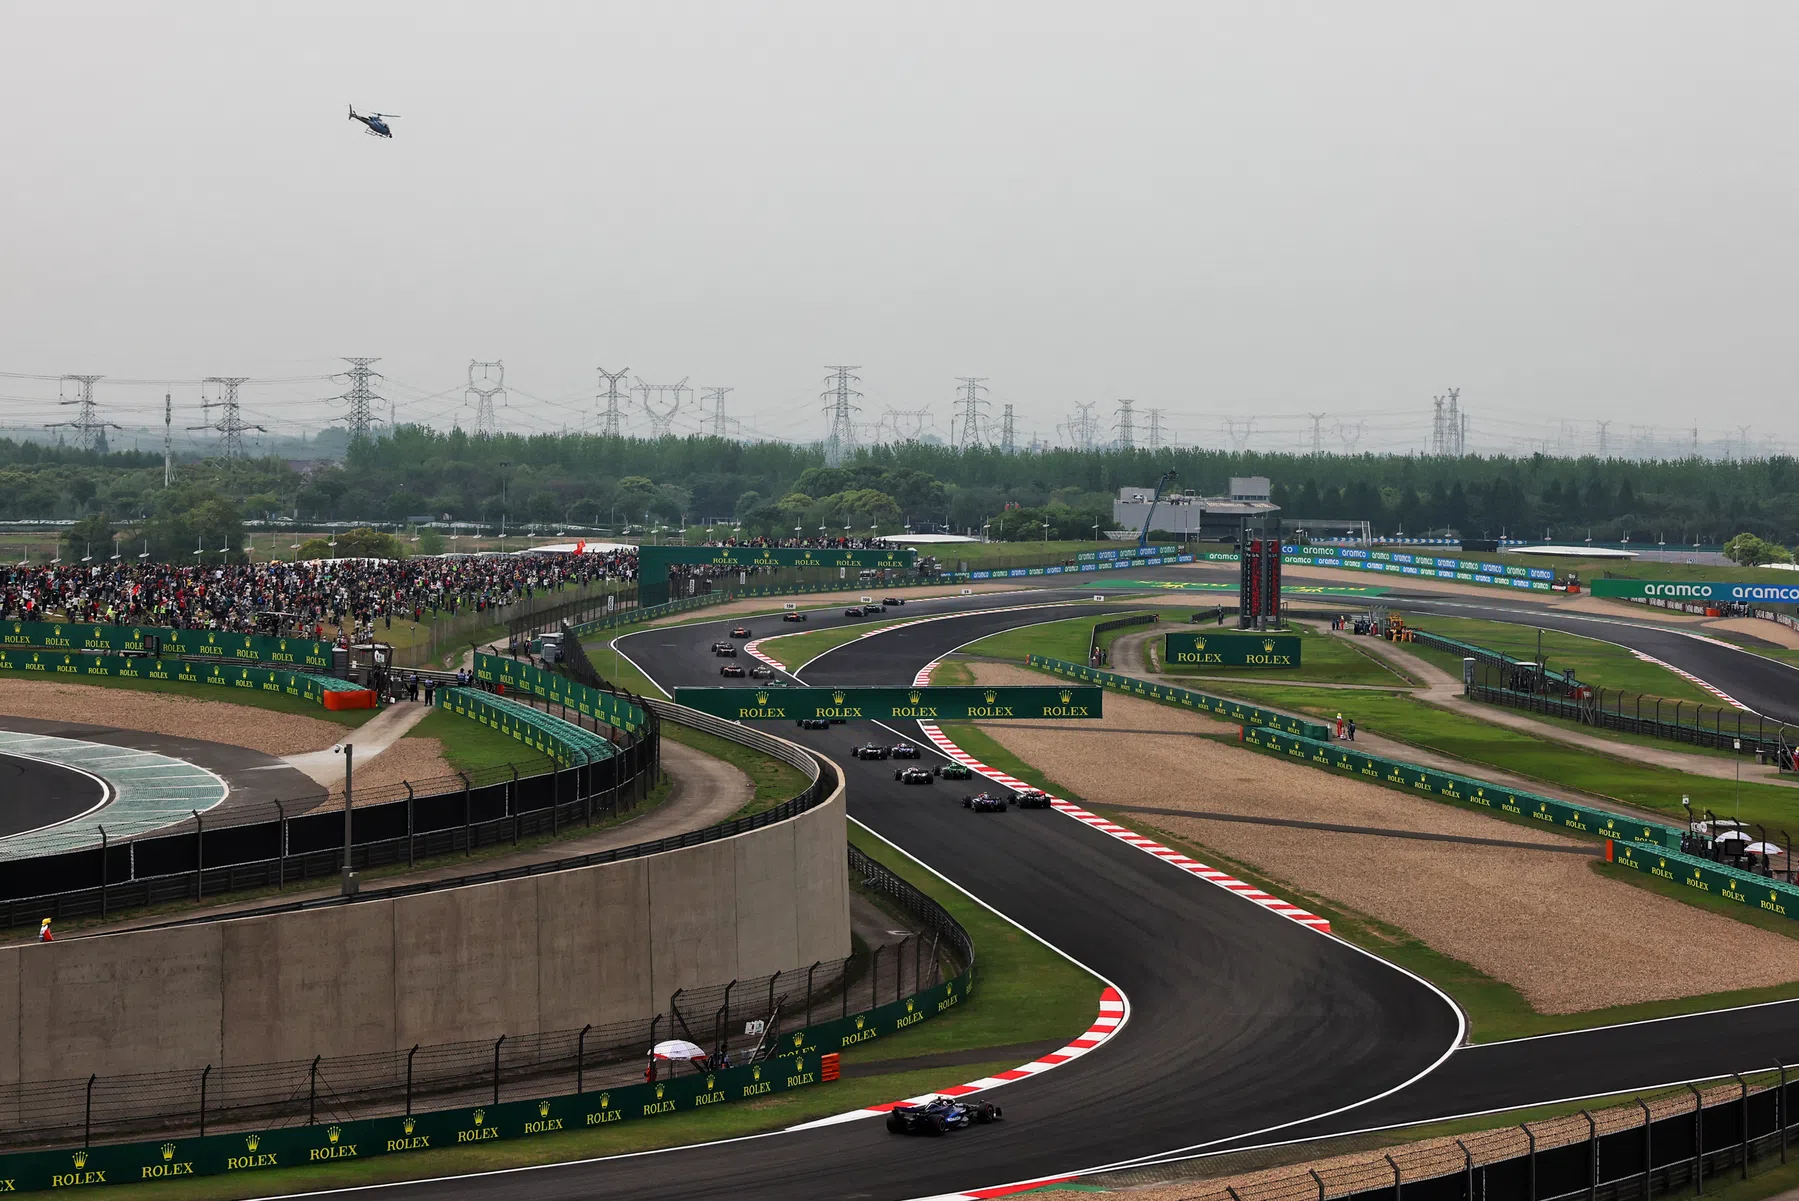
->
[0,847,972,1151]
[1100,1073,1799,1201]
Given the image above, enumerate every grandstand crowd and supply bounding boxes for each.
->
[0,549,639,636]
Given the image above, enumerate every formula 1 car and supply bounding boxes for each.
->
[844,608,863,618]
[720,664,745,677]
[882,597,904,606]
[748,664,777,678]
[796,718,829,730]
[850,744,891,760]
[888,744,921,759]
[713,643,737,657]
[894,766,934,784]
[1012,788,1053,809]
[935,764,974,780]
[730,626,752,638]
[782,611,808,622]
[962,792,1009,812]
[886,1096,1002,1135]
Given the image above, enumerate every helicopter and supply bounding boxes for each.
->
[348,105,399,138]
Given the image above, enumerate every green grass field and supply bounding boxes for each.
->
[957,609,1156,664]
[405,707,556,777]
[1404,615,1718,703]
[1153,621,1414,686]
[1215,682,1798,829]
[90,818,1099,1201]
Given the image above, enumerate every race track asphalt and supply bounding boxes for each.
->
[346,586,1799,1199]
[0,752,104,837]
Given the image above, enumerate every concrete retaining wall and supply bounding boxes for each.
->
[0,744,848,1085]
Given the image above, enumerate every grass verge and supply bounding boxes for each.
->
[1151,620,1415,686]
[405,706,555,777]
[752,613,929,670]
[1211,683,1798,830]
[91,821,1100,1200]
[661,720,811,816]
[958,609,1156,664]
[1404,615,1718,704]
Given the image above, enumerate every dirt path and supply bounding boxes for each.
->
[962,661,1799,1014]
[283,700,436,789]
[25,736,755,943]
[0,678,348,757]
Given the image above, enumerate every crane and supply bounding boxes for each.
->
[1138,469,1177,550]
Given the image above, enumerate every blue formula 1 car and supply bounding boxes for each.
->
[885,1096,1003,1135]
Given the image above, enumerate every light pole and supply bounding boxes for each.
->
[1734,738,1742,825]
[336,743,356,895]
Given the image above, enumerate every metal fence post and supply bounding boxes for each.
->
[492,1035,506,1105]
[309,1055,321,1125]
[843,951,853,1020]
[509,764,520,846]
[98,825,108,919]
[870,945,882,1014]
[1780,1062,1789,1164]
[719,979,736,1059]
[1582,1110,1597,1201]
[406,1044,418,1115]
[274,799,286,889]
[767,970,782,1024]
[84,1074,96,1147]
[459,772,472,855]
[1639,1098,1653,1201]
[1310,1168,1325,1201]
[192,809,204,900]
[1386,1155,1401,1201]
[199,1064,211,1136]
[805,961,819,1026]
[405,782,415,867]
[1456,1140,1472,1201]
[1526,1124,1537,1201]
[1733,1073,1748,1179]
[1688,1083,1704,1194]
[577,1025,591,1094]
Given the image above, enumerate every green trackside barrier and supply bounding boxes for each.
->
[568,592,727,638]
[1610,842,1799,918]
[0,648,365,704]
[437,687,615,766]
[0,966,972,1194]
[1239,724,1676,848]
[0,619,335,670]
[1163,631,1301,668]
[1024,654,1331,741]
[1192,548,1559,594]
[473,652,647,733]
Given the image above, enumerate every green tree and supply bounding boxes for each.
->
[59,512,117,561]
[1722,532,1793,566]
[297,526,408,560]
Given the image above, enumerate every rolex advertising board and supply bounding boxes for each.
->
[671,685,1102,721]
[1163,631,1301,669]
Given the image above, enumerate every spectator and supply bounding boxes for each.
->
[37,918,52,943]
[1346,717,1357,742]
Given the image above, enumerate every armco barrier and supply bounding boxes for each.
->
[436,687,616,766]
[0,648,370,706]
[1025,654,1331,741]
[472,651,647,731]
[1,618,335,668]
[1237,725,1799,921]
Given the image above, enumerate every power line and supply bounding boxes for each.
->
[1059,402,1099,451]
[1145,407,1165,453]
[703,386,734,439]
[634,377,688,439]
[1114,399,1135,451]
[189,377,264,458]
[334,357,384,444]
[1000,403,1016,454]
[45,374,119,452]
[952,377,989,449]
[465,361,506,437]
[821,366,862,466]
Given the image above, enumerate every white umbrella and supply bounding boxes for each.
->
[650,1039,707,1061]
[1745,842,1784,855]
[1697,819,1748,833]
[1714,829,1751,844]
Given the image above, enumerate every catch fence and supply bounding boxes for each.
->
[0,846,969,1152]
[1134,1071,1799,1201]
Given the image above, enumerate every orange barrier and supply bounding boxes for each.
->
[322,689,379,711]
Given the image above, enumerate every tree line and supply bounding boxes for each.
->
[0,428,1792,561]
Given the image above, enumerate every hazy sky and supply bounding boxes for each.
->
[2,2,1793,457]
